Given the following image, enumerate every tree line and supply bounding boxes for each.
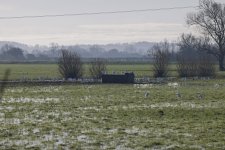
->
[58,0,225,79]
[0,42,149,62]
[152,0,225,78]
[0,44,52,61]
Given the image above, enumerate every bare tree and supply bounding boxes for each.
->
[150,41,170,78]
[177,34,216,77]
[187,0,225,71]
[89,58,107,79]
[58,49,83,80]
[177,52,199,77]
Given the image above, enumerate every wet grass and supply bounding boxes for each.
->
[0,64,225,80]
[0,64,154,80]
[0,80,224,149]
[1,63,225,80]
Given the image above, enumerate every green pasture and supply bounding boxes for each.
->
[0,80,224,149]
[0,64,161,80]
[0,63,224,80]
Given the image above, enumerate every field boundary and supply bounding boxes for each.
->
[0,76,216,86]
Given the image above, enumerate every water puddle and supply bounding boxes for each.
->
[2,97,60,103]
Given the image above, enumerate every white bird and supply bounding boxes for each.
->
[176,91,181,98]
[144,91,150,98]
[214,84,219,89]
[197,92,204,100]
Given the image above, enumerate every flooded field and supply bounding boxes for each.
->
[0,80,225,149]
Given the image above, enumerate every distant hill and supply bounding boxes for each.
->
[77,41,155,54]
[0,41,157,59]
[0,41,31,51]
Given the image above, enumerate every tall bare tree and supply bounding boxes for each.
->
[150,41,170,78]
[187,0,225,71]
[89,58,107,79]
[58,49,83,80]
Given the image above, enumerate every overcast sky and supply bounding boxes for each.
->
[0,0,224,46]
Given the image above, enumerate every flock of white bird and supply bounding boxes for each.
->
[133,82,216,100]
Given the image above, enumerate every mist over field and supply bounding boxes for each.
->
[0,41,155,59]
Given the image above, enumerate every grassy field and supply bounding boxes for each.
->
[0,64,155,80]
[0,63,225,80]
[0,80,224,149]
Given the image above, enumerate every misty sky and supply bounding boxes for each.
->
[0,0,224,46]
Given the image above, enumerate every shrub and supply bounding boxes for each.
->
[198,53,215,77]
[89,58,107,79]
[177,52,215,77]
[151,42,169,78]
[58,49,83,80]
[177,53,199,77]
